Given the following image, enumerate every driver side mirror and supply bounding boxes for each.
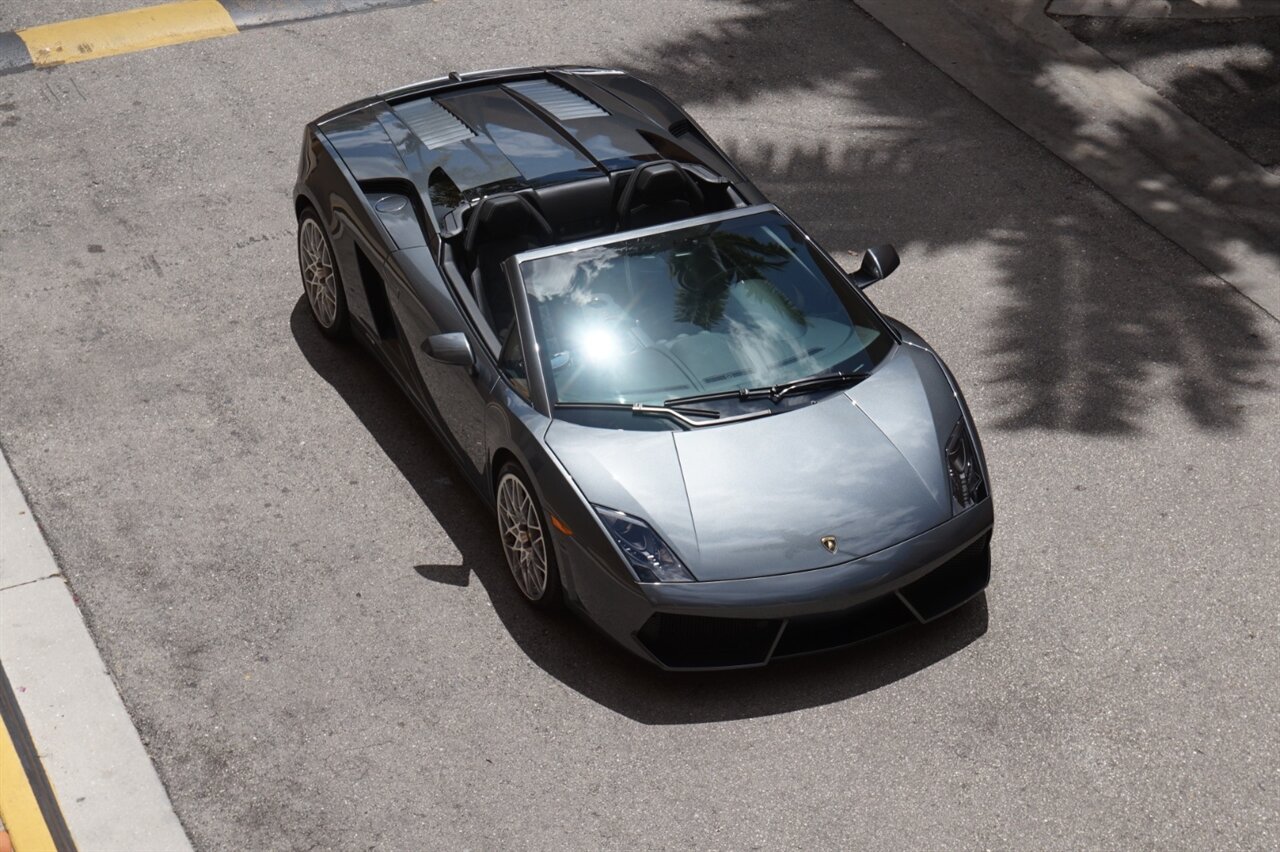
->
[422,332,474,370]
[850,244,900,289]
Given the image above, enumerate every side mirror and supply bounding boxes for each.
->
[422,332,474,369]
[850,244,900,289]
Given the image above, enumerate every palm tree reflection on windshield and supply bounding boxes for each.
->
[667,231,805,330]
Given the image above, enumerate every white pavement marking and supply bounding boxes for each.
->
[0,446,193,852]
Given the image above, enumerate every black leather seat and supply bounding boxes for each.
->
[615,160,705,231]
[463,193,553,335]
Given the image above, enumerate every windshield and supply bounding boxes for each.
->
[517,209,894,408]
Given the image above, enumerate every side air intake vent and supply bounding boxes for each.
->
[393,98,475,149]
[669,119,694,137]
[505,79,609,120]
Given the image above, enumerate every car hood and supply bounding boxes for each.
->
[544,344,964,581]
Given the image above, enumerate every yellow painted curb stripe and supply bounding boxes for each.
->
[0,712,57,852]
[16,0,238,68]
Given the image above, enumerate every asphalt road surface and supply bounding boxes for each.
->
[1,1,1277,849]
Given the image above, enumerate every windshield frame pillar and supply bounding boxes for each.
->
[503,254,554,417]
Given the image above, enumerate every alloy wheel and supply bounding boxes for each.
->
[496,472,549,601]
[299,217,339,328]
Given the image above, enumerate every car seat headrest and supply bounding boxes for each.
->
[635,164,698,206]
[616,160,704,230]
[464,193,553,254]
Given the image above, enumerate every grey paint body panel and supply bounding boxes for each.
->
[546,343,961,581]
[543,424,700,566]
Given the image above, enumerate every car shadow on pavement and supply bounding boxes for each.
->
[291,297,988,724]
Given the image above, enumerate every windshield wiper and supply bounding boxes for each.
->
[554,402,772,428]
[665,370,871,407]
[758,371,872,401]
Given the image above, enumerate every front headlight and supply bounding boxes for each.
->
[594,506,695,583]
[945,420,987,511]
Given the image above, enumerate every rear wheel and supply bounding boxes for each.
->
[297,209,349,338]
[496,463,562,608]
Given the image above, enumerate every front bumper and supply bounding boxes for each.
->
[559,498,993,670]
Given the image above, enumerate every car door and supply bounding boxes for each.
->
[380,244,496,487]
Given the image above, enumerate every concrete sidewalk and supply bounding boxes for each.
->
[853,0,1280,320]
[0,446,192,852]
[1047,0,1280,18]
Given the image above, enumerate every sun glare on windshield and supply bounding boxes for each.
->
[518,210,893,408]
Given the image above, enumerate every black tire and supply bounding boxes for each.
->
[297,207,350,338]
[495,462,563,609]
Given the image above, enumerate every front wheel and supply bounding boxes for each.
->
[495,463,562,609]
[297,208,349,338]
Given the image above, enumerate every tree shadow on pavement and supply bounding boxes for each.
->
[1057,15,1280,172]
[618,0,1274,435]
[291,298,987,724]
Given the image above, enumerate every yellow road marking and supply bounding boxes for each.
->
[16,0,238,68]
[0,712,57,852]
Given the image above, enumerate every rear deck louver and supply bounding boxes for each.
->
[393,98,475,149]
[505,79,609,121]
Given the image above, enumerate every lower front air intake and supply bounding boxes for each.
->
[898,533,991,622]
[636,612,783,669]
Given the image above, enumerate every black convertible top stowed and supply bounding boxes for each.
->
[311,66,760,240]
